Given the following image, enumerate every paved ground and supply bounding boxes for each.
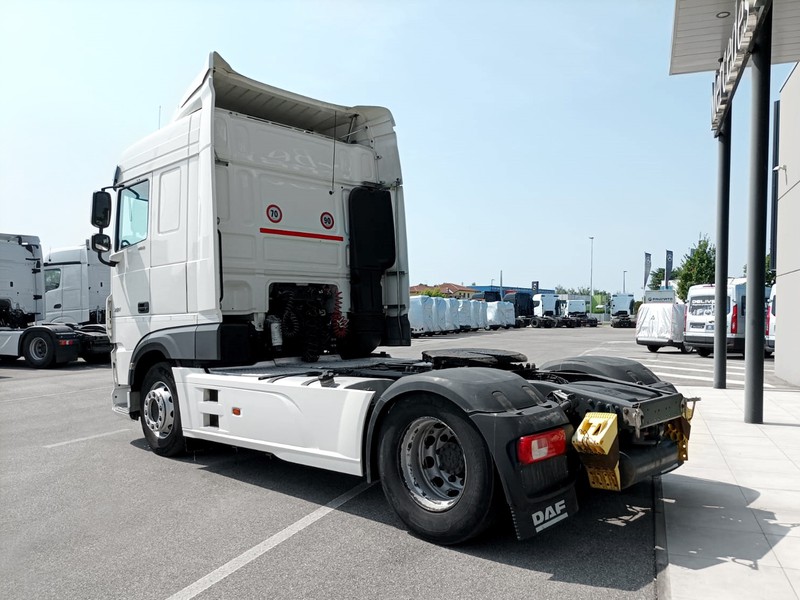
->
[660,386,800,600]
[1,325,795,599]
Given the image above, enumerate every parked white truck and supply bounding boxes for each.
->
[44,241,109,325]
[0,235,111,367]
[609,293,636,328]
[88,53,693,544]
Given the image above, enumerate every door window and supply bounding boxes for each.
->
[44,268,61,292]
[117,180,150,250]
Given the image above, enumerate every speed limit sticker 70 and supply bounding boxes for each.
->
[266,204,282,223]
[320,212,335,229]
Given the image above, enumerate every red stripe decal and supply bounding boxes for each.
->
[259,227,343,242]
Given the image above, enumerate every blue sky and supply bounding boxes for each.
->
[1,0,793,297]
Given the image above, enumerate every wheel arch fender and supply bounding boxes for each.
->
[128,336,178,417]
[540,355,662,385]
[363,367,536,481]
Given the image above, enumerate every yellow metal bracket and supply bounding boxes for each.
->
[572,412,621,491]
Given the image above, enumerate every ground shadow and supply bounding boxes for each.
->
[133,440,661,592]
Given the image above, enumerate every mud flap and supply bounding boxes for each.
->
[510,484,580,540]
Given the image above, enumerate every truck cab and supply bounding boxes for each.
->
[609,294,635,328]
[44,241,109,325]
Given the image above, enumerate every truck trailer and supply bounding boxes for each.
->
[89,53,693,544]
[0,235,111,367]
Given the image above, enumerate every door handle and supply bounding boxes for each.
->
[54,303,62,309]
[138,302,149,314]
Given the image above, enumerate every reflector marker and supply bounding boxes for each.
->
[260,227,343,242]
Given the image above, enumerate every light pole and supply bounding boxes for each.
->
[589,236,594,312]
[490,278,494,291]
[623,270,627,294]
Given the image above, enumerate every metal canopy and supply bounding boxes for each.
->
[670,0,800,75]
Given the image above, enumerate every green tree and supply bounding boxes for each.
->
[676,236,716,301]
[648,266,683,290]
[422,288,446,297]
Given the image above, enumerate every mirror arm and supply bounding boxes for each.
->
[96,251,118,268]
[94,228,118,267]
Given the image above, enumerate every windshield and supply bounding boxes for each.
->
[688,295,731,317]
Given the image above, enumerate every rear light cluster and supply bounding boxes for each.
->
[731,304,738,334]
[58,338,77,347]
[517,429,566,465]
[766,306,771,335]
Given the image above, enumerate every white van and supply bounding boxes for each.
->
[635,302,691,353]
[684,278,769,357]
[766,284,776,356]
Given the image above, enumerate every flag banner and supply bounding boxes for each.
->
[665,250,673,289]
[644,253,651,289]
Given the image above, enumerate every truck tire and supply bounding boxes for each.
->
[140,362,185,457]
[377,395,499,545]
[697,348,712,358]
[647,345,659,353]
[680,344,693,354]
[22,332,56,368]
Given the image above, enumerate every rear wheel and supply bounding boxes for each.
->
[22,333,55,368]
[377,395,499,545]
[697,348,712,358]
[680,344,693,354]
[647,345,659,353]
[140,362,185,456]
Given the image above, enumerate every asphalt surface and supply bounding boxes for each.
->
[2,326,778,600]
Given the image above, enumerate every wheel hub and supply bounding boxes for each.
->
[401,417,466,511]
[143,384,174,437]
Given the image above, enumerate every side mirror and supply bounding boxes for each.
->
[91,191,112,229]
[91,233,112,253]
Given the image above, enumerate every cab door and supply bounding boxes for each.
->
[110,179,152,350]
[43,267,63,321]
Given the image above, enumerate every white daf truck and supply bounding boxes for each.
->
[89,53,693,545]
[0,235,111,367]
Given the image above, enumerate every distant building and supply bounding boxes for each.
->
[409,283,476,299]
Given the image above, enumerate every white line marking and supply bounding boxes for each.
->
[650,371,774,388]
[44,428,133,448]
[0,386,111,404]
[165,481,374,600]
[639,364,727,374]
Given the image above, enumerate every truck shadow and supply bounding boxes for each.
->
[141,440,680,592]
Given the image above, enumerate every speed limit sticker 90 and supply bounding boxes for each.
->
[266,204,282,223]
[320,212,335,229]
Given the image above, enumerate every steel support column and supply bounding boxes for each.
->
[744,4,772,424]
[714,108,731,389]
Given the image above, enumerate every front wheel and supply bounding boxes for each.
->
[647,345,659,353]
[697,348,712,358]
[140,362,185,456]
[377,395,499,545]
[680,344,693,354]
